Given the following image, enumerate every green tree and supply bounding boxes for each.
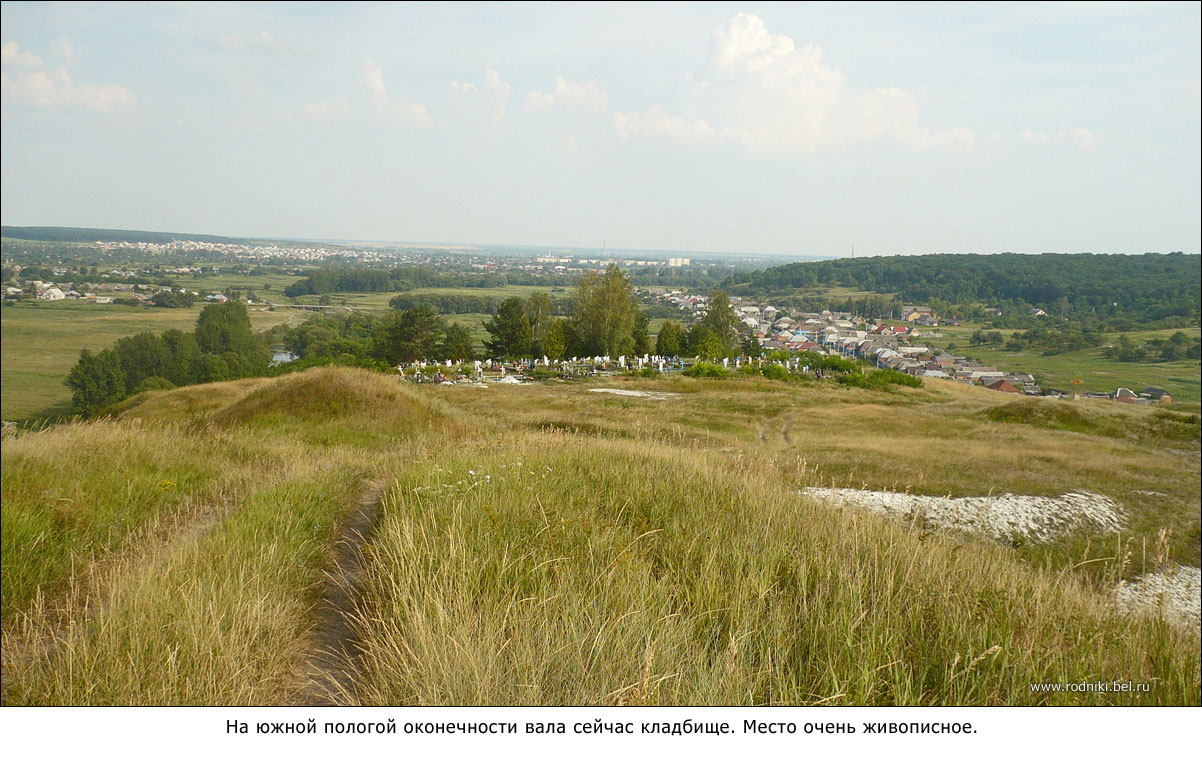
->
[441,322,475,360]
[194,353,232,383]
[111,332,172,392]
[196,301,259,357]
[631,311,651,356]
[741,335,762,357]
[160,328,200,385]
[570,264,636,356]
[655,320,685,357]
[700,290,738,353]
[525,292,554,355]
[372,306,445,364]
[66,349,126,416]
[483,297,533,359]
[687,325,726,360]
[543,318,568,360]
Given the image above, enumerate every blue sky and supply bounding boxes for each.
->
[2,2,1199,256]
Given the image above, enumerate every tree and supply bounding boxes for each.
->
[111,332,172,392]
[525,292,554,355]
[655,320,685,357]
[193,353,232,383]
[196,301,256,356]
[66,349,126,416]
[741,335,762,357]
[483,297,532,359]
[441,322,475,361]
[570,264,636,356]
[160,328,200,385]
[151,290,196,308]
[543,318,568,360]
[700,290,738,353]
[372,306,445,364]
[687,325,726,360]
[631,311,650,356]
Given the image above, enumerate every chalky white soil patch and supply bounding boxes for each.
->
[1116,566,1201,628]
[802,488,1124,544]
[588,388,680,400]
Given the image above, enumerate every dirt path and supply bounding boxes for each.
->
[292,479,387,705]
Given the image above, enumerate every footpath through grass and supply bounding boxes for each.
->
[1,367,1198,705]
[1,368,455,704]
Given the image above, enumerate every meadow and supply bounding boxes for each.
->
[0,300,301,422]
[936,323,1201,404]
[1,367,1197,705]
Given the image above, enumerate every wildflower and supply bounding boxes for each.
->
[160,480,176,492]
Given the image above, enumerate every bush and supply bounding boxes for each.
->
[134,376,176,393]
[761,363,792,382]
[867,369,923,388]
[626,368,662,380]
[684,361,731,379]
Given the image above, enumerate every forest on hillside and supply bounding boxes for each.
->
[724,253,1201,325]
[1,225,259,245]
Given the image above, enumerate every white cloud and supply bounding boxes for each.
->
[553,76,607,116]
[483,68,511,125]
[521,76,609,116]
[613,13,973,154]
[1,42,134,113]
[218,32,311,54]
[1018,127,1097,150]
[360,60,431,127]
[447,68,511,126]
[1,41,44,69]
[50,36,76,62]
[612,106,721,145]
[303,98,349,122]
[522,91,555,112]
[1063,127,1097,151]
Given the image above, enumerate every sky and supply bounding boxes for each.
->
[1,1,1199,257]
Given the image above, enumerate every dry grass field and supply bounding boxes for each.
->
[1,367,1198,705]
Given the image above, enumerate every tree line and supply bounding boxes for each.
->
[282,266,582,297]
[387,292,573,316]
[724,252,1201,326]
[279,267,753,365]
[66,302,269,416]
[64,265,758,417]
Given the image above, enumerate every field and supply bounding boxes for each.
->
[0,300,301,422]
[1,367,1198,705]
[936,323,1202,405]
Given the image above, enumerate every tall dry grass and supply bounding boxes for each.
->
[3,367,1198,705]
[1,367,454,704]
[343,433,1200,705]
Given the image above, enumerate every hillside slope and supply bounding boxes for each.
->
[2,367,1198,704]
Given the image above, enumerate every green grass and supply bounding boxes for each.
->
[0,300,300,422]
[937,323,1201,405]
[1,368,456,703]
[2,367,1198,705]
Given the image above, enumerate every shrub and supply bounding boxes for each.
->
[684,361,731,379]
[867,368,923,389]
[761,363,792,382]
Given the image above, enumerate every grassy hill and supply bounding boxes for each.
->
[2,367,1198,705]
